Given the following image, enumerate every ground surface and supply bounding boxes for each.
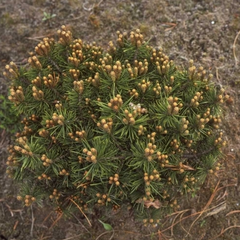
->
[0,0,240,239]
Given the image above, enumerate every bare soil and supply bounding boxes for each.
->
[0,0,240,239]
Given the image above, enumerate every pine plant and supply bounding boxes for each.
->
[4,26,228,224]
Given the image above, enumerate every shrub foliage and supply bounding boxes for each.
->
[4,26,228,223]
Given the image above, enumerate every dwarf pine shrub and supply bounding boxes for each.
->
[4,26,228,224]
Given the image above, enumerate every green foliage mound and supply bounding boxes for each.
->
[0,94,20,133]
[4,26,228,223]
